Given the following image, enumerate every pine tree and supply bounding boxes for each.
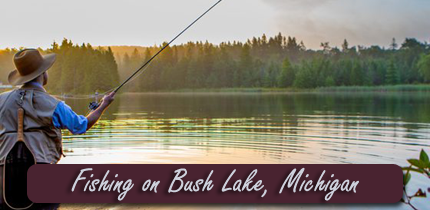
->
[385,60,399,85]
[278,57,295,87]
[418,53,430,82]
[390,38,398,50]
[342,39,349,53]
[238,44,254,87]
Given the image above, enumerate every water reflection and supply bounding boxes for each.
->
[59,92,430,166]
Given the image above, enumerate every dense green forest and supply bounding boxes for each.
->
[116,34,430,91]
[1,33,430,93]
[0,39,119,94]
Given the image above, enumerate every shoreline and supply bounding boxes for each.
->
[2,84,430,95]
[124,84,430,94]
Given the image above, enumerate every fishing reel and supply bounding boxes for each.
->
[89,101,100,111]
[89,91,101,111]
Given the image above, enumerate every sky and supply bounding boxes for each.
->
[0,0,429,49]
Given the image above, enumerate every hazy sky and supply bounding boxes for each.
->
[0,0,429,49]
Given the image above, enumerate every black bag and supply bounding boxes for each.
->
[2,108,35,210]
[3,142,35,209]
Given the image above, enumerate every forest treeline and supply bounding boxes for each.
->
[0,40,119,94]
[1,33,430,93]
[117,34,430,91]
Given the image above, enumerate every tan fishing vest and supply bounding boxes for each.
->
[0,86,63,164]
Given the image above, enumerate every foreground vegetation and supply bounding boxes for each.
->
[402,149,429,210]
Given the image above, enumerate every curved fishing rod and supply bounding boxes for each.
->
[89,0,223,110]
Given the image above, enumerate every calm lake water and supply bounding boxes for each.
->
[59,92,430,209]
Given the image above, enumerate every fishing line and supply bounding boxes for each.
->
[53,59,155,100]
[26,1,222,109]
[54,57,153,115]
[53,49,158,101]
[70,0,223,110]
[113,0,223,93]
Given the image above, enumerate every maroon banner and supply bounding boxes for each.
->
[27,164,402,203]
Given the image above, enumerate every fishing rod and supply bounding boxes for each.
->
[89,0,223,110]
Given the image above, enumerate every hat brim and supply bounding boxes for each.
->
[8,53,57,86]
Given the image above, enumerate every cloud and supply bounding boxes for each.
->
[261,0,430,49]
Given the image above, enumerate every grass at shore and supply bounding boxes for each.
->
[3,84,430,95]
[316,84,430,92]
[141,84,430,93]
[165,87,308,93]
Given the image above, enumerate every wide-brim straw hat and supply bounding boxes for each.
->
[8,49,56,86]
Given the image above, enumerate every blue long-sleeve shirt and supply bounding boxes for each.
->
[52,101,88,135]
[28,82,88,134]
